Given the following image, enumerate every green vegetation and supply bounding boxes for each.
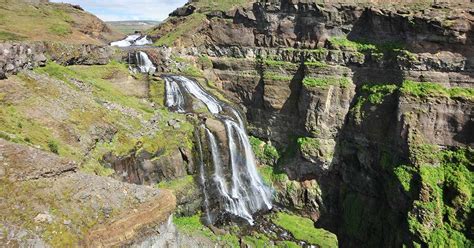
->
[406,146,473,247]
[272,212,338,247]
[48,24,72,37]
[153,13,206,46]
[264,72,293,81]
[250,136,280,166]
[304,61,327,68]
[328,37,404,53]
[297,137,320,150]
[0,30,26,41]
[303,76,351,89]
[48,140,59,154]
[361,84,398,104]
[258,165,288,187]
[401,80,474,101]
[173,214,240,247]
[0,0,103,42]
[198,55,213,69]
[393,165,416,192]
[264,59,299,70]
[193,0,250,12]
[157,175,196,196]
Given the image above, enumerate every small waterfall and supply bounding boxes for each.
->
[164,77,185,113]
[164,75,272,225]
[195,129,212,225]
[110,34,152,47]
[134,35,153,46]
[134,51,156,75]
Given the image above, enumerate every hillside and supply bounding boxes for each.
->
[106,20,160,34]
[0,0,122,44]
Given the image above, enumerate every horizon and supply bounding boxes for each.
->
[50,0,188,21]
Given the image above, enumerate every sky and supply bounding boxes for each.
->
[50,0,188,21]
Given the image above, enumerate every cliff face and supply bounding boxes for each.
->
[149,0,473,247]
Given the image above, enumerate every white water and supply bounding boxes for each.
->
[164,75,272,225]
[196,129,212,225]
[135,51,156,74]
[110,34,152,47]
[134,35,153,46]
[164,77,185,113]
[169,76,222,114]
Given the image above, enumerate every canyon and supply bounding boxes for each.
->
[0,0,472,247]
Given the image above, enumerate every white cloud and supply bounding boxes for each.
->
[50,0,188,21]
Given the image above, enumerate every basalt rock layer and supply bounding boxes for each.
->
[150,0,473,247]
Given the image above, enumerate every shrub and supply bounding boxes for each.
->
[48,140,59,154]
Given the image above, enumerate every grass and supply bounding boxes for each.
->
[173,214,240,247]
[0,0,109,43]
[272,212,338,247]
[303,76,351,89]
[401,80,474,101]
[264,59,299,70]
[304,61,327,68]
[264,72,293,81]
[48,23,72,37]
[0,30,26,41]
[153,13,206,46]
[35,62,154,115]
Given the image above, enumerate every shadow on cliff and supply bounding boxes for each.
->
[313,79,419,247]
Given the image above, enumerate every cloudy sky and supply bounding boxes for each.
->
[50,0,188,21]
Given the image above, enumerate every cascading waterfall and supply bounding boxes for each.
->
[111,34,152,47]
[163,75,272,225]
[133,51,156,75]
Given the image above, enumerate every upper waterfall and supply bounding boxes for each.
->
[111,34,152,47]
[163,75,272,225]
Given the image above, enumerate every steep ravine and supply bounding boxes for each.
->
[0,0,473,247]
[143,0,473,247]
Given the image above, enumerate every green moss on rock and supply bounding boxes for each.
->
[272,212,338,247]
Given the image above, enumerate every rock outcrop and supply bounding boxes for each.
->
[148,0,473,247]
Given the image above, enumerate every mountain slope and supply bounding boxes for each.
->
[0,0,122,44]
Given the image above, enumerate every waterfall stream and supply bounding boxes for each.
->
[131,51,156,75]
[163,75,272,225]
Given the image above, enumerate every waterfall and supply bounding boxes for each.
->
[195,129,212,225]
[110,34,152,47]
[135,51,156,75]
[164,75,272,225]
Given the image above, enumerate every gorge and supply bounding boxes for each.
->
[0,0,473,247]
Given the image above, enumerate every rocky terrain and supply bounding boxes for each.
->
[0,0,473,247]
[144,0,473,247]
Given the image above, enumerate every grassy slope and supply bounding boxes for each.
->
[0,0,121,44]
[148,0,252,47]
[0,61,194,176]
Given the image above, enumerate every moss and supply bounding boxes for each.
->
[276,241,300,248]
[297,137,320,151]
[264,72,293,81]
[173,214,240,247]
[272,212,338,247]
[342,193,365,238]
[264,59,299,70]
[393,165,416,192]
[407,147,473,247]
[250,136,280,166]
[401,80,474,101]
[303,76,350,89]
[304,61,327,68]
[242,233,272,247]
[361,84,398,104]
[157,175,195,195]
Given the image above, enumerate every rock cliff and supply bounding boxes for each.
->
[147,0,473,247]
